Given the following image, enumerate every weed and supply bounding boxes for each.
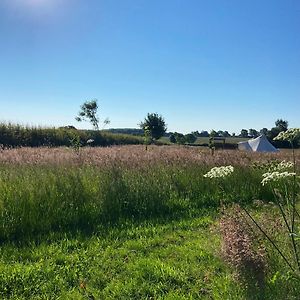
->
[220,206,266,297]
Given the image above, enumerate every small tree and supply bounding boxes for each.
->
[275,119,288,132]
[140,113,167,141]
[199,130,209,137]
[268,119,289,140]
[185,133,197,144]
[169,134,176,143]
[103,118,111,129]
[76,99,99,130]
[240,129,248,138]
[210,130,217,138]
[268,127,281,140]
[260,128,268,136]
[191,131,201,137]
[223,131,231,137]
[69,131,81,153]
[209,130,216,155]
[143,125,152,150]
[249,129,259,138]
[174,133,186,145]
[217,130,224,137]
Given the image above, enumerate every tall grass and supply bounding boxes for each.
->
[1,146,295,242]
[1,146,299,299]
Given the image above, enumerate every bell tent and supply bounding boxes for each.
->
[238,135,278,152]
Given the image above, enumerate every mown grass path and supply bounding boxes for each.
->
[0,214,245,299]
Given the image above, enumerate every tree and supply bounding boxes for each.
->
[185,133,197,144]
[143,125,152,149]
[103,118,111,128]
[174,132,186,144]
[217,130,224,137]
[76,99,99,130]
[260,128,268,136]
[169,134,176,143]
[268,127,281,140]
[199,130,209,137]
[210,130,217,138]
[223,131,231,137]
[249,129,259,138]
[275,119,288,132]
[191,131,201,137]
[140,113,167,141]
[240,129,248,138]
[266,119,289,140]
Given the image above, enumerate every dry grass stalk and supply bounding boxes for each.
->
[219,205,266,292]
[0,145,298,168]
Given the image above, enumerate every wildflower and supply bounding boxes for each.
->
[86,139,94,144]
[274,128,300,143]
[274,160,294,171]
[261,171,296,186]
[204,165,234,178]
[252,160,293,172]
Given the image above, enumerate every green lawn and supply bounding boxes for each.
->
[2,208,299,300]
[0,213,244,300]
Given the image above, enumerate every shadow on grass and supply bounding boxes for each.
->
[1,201,218,247]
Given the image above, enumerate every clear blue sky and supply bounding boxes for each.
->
[0,0,299,134]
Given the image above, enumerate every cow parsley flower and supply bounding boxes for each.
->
[261,171,296,186]
[87,139,94,144]
[274,128,300,142]
[275,160,294,171]
[204,165,234,178]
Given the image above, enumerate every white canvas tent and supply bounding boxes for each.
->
[238,135,279,152]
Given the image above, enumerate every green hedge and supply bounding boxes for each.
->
[0,123,143,147]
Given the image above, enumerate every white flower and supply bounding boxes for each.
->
[274,128,300,142]
[261,171,296,186]
[274,160,294,171]
[204,165,234,179]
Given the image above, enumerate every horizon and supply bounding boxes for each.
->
[0,0,299,133]
[0,119,288,136]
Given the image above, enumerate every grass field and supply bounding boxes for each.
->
[195,137,249,145]
[0,146,299,299]
[159,136,252,146]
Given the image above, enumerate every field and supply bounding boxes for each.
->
[195,137,249,145]
[159,136,250,147]
[0,146,300,299]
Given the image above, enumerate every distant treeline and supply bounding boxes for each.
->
[1,123,296,149]
[104,128,144,136]
[0,123,144,148]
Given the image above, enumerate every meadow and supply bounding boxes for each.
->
[0,145,299,299]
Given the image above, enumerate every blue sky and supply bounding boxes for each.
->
[0,0,299,134]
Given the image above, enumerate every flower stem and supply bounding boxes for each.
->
[291,143,300,271]
[241,206,295,272]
